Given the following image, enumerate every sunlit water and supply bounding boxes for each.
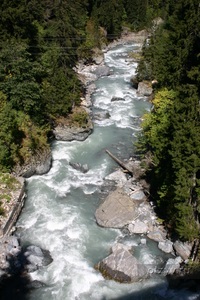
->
[16,43,199,300]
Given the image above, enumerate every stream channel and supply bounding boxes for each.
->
[15,42,198,300]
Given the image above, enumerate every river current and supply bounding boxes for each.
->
[16,43,199,300]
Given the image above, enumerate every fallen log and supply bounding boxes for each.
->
[105,149,133,176]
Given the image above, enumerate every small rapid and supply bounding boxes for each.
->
[15,42,199,300]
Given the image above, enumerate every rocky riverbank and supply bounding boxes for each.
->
[94,165,192,282]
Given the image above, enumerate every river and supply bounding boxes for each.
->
[15,42,199,300]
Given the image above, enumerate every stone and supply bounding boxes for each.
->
[95,247,148,283]
[24,245,53,273]
[53,124,93,142]
[95,187,138,228]
[94,65,110,77]
[147,230,167,242]
[128,220,148,234]
[130,190,146,201]
[162,256,183,276]
[158,240,173,254]
[173,241,192,261]
[137,81,153,97]
[111,97,125,102]
[35,154,52,176]
[69,162,89,173]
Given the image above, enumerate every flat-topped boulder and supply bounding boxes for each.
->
[95,243,148,283]
[95,187,138,228]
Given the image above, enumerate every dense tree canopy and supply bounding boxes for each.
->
[137,0,200,255]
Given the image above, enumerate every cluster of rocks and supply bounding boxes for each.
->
[0,236,52,282]
[95,165,193,283]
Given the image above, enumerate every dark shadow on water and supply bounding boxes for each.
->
[107,274,200,300]
[0,246,40,300]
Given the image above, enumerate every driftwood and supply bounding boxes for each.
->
[105,149,133,176]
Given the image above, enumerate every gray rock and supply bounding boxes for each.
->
[95,247,148,283]
[69,162,89,173]
[147,230,167,242]
[130,190,146,201]
[53,124,93,142]
[111,97,125,102]
[20,152,52,178]
[94,65,110,77]
[35,154,52,175]
[162,256,183,276]
[128,220,148,234]
[24,245,53,273]
[137,81,153,97]
[158,240,173,254]
[173,241,192,260]
[95,187,138,228]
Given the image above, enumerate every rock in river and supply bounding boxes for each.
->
[95,243,148,283]
[95,187,138,228]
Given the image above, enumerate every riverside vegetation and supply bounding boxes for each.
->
[0,0,200,271]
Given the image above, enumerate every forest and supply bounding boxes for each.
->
[0,0,199,260]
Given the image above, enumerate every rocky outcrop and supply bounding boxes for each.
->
[53,123,93,142]
[94,65,111,77]
[13,151,52,178]
[95,187,138,228]
[95,243,148,283]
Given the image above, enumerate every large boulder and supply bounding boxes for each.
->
[95,187,138,228]
[94,65,110,77]
[173,241,192,261]
[147,230,167,242]
[14,152,52,178]
[158,240,173,254]
[53,124,93,142]
[95,243,148,283]
[137,81,153,97]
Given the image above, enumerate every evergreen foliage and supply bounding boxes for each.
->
[137,0,200,252]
